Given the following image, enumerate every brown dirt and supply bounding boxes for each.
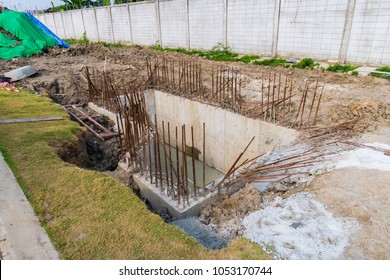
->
[199,185,262,238]
[1,44,389,131]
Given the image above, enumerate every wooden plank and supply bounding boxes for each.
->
[0,117,64,125]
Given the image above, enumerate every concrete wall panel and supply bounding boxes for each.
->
[160,0,187,48]
[111,5,132,43]
[347,0,390,64]
[53,13,66,39]
[95,7,114,42]
[130,2,158,45]
[61,11,75,39]
[227,0,275,55]
[278,0,348,60]
[43,13,57,35]
[82,9,99,41]
[71,10,86,39]
[42,0,390,65]
[189,0,225,49]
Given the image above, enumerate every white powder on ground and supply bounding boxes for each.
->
[335,142,390,171]
[242,192,358,260]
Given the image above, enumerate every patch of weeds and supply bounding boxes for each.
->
[351,70,359,76]
[152,43,259,62]
[65,32,90,45]
[235,54,261,64]
[292,58,319,69]
[327,63,358,73]
[253,58,287,67]
[370,66,390,80]
[99,42,131,48]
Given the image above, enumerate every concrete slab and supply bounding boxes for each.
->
[355,66,377,76]
[0,152,58,260]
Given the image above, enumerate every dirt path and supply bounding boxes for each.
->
[0,152,58,259]
[307,126,390,259]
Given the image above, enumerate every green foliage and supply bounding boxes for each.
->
[253,58,287,67]
[292,58,319,69]
[370,66,390,80]
[327,63,358,73]
[65,32,90,45]
[152,43,260,63]
[351,70,358,76]
[61,0,100,9]
[235,54,261,64]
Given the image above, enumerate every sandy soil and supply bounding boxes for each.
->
[2,44,390,259]
[1,44,389,130]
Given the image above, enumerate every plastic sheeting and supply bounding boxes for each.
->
[25,12,69,48]
[0,10,57,60]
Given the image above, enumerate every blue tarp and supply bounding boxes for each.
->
[25,12,69,48]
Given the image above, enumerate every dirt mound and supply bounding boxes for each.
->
[199,185,262,238]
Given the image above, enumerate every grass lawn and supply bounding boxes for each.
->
[0,89,270,260]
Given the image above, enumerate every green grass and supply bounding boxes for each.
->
[292,58,319,69]
[0,89,270,260]
[152,43,261,63]
[370,66,390,80]
[235,54,261,63]
[327,63,358,73]
[253,58,287,67]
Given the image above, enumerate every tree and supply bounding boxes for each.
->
[61,1,100,9]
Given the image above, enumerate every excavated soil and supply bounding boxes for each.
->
[2,44,390,258]
[1,44,389,131]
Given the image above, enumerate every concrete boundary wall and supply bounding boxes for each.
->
[152,90,298,172]
[37,0,390,65]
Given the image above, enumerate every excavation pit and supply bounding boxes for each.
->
[88,87,299,219]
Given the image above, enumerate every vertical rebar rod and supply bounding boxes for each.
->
[155,115,163,191]
[175,126,181,203]
[289,79,293,113]
[202,122,206,195]
[266,72,270,121]
[261,73,264,116]
[307,79,319,126]
[153,128,158,187]
[191,126,197,199]
[271,73,276,122]
[282,76,288,123]
[182,125,189,204]
[211,67,214,99]
[299,83,309,127]
[168,122,174,195]
[148,131,152,184]
[313,86,324,126]
[162,121,169,194]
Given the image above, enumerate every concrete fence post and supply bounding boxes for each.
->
[60,12,66,38]
[51,13,59,36]
[339,0,356,63]
[155,0,162,46]
[224,0,228,46]
[186,0,190,49]
[127,4,134,45]
[108,6,116,43]
[80,9,86,37]
[69,11,76,39]
[94,8,100,42]
[272,0,281,56]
